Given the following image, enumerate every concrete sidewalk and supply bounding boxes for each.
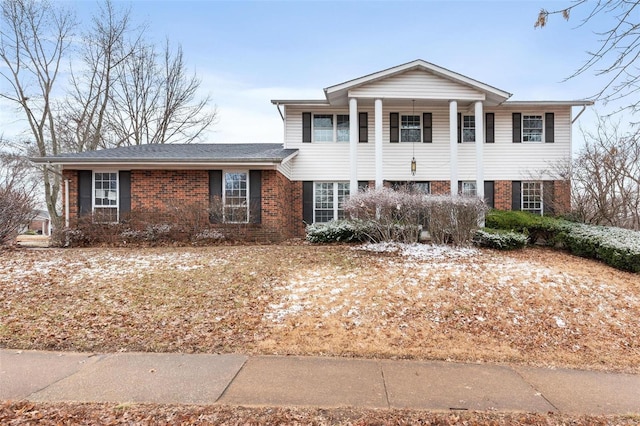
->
[1,349,639,415]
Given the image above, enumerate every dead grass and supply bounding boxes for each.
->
[1,244,639,372]
[2,401,639,425]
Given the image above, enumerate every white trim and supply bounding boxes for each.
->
[92,171,119,223]
[521,181,543,215]
[374,98,383,189]
[521,114,545,143]
[449,100,458,196]
[324,60,512,101]
[313,181,350,223]
[400,114,421,143]
[475,100,485,200]
[349,98,358,193]
[222,170,250,223]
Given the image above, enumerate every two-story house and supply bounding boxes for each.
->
[33,60,592,241]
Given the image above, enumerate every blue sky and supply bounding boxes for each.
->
[1,0,622,146]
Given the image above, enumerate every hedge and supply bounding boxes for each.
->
[473,228,528,250]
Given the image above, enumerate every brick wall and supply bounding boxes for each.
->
[62,168,303,242]
[430,181,450,195]
[553,180,571,215]
[494,180,512,210]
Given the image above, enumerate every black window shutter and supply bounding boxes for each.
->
[390,112,399,143]
[78,170,92,217]
[512,181,522,210]
[484,181,495,208]
[119,171,131,218]
[512,113,522,143]
[457,113,462,143]
[485,113,495,143]
[545,112,555,143]
[209,170,223,223]
[302,112,312,143]
[302,181,314,224]
[543,181,555,216]
[422,112,432,143]
[249,170,262,224]
[359,112,368,143]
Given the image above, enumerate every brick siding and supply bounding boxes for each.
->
[61,169,573,241]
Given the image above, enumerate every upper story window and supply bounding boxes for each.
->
[523,115,543,142]
[462,115,475,142]
[522,181,543,215]
[93,172,118,222]
[313,114,349,142]
[224,171,249,223]
[401,115,421,142]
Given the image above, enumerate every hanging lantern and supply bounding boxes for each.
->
[411,157,417,176]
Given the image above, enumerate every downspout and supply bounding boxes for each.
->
[46,163,70,228]
[572,105,587,124]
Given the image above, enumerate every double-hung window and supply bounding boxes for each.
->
[462,115,475,142]
[313,114,350,142]
[93,172,118,222]
[522,181,543,215]
[400,115,421,142]
[523,115,543,142]
[460,181,477,197]
[224,171,249,223]
[314,182,350,222]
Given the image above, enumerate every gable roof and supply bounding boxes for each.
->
[31,144,298,169]
[323,59,512,105]
[272,59,514,107]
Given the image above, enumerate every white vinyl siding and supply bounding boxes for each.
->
[284,105,572,182]
[349,69,485,100]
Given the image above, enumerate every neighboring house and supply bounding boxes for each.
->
[28,209,51,236]
[32,60,592,241]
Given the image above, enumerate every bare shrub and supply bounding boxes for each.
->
[344,188,487,245]
[425,196,488,245]
[344,187,424,243]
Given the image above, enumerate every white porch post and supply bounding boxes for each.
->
[475,100,485,199]
[375,98,383,188]
[349,97,358,192]
[449,100,458,196]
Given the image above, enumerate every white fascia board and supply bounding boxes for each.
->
[503,100,595,107]
[52,161,282,170]
[280,150,299,165]
[270,99,329,106]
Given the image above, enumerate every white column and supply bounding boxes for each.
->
[449,100,458,196]
[349,97,358,192]
[475,100,485,200]
[374,98,383,189]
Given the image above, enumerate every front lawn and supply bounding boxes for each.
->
[1,244,639,372]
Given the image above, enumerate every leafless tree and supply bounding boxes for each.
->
[0,0,76,226]
[108,40,216,146]
[535,1,640,115]
[549,117,640,229]
[57,0,138,153]
[0,141,38,244]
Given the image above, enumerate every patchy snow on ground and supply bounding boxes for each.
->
[355,242,478,260]
[0,250,227,288]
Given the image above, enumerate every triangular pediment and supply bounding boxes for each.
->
[324,60,511,106]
